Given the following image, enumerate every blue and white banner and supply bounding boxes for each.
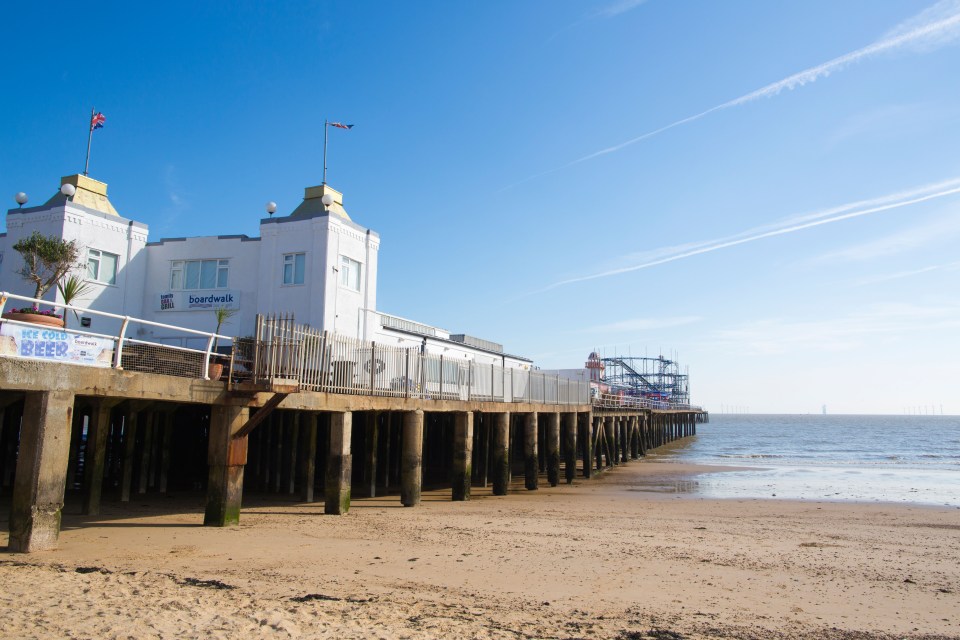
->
[0,324,115,367]
[156,290,241,312]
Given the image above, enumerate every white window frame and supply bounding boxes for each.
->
[87,248,118,285]
[283,252,306,285]
[339,255,361,291]
[169,259,229,290]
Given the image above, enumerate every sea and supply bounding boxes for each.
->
[645,414,960,507]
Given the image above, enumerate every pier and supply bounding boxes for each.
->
[0,297,705,553]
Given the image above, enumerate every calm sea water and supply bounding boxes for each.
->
[646,414,960,507]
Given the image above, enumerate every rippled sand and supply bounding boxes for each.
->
[2,462,958,639]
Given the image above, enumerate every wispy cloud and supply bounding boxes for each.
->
[537,176,960,292]
[594,0,648,19]
[808,210,960,265]
[546,0,648,43]
[511,1,960,190]
[579,315,701,333]
[709,302,960,356]
[853,260,960,287]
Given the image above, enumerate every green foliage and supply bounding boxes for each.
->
[12,232,81,305]
[213,306,239,348]
[57,274,94,327]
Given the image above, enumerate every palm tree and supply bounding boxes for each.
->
[213,306,238,350]
[57,274,93,329]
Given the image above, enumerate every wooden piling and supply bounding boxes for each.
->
[325,411,352,515]
[8,390,75,552]
[563,412,576,484]
[298,412,317,502]
[401,410,424,507]
[523,412,538,490]
[491,412,510,496]
[452,411,473,501]
[546,412,560,487]
[203,405,249,527]
[81,400,114,516]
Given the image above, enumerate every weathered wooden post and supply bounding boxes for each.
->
[401,410,424,507]
[546,412,560,487]
[325,411,352,515]
[491,412,510,495]
[138,411,154,495]
[81,399,117,516]
[158,410,174,493]
[298,412,317,502]
[580,412,592,478]
[523,412,538,490]
[120,405,139,502]
[365,411,379,498]
[203,405,250,527]
[8,390,76,552]
[604,416,617,467]
[452,411,473,501]
[563,412,576,484]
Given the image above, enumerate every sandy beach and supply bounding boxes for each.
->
[1,461,958,640]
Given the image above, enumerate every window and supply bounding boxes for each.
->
[283,253,305,285]
[87,249,118,285]
[170,259,229,290]
[339,255,361,291]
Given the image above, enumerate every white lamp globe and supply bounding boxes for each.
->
[265,201,277,215]
[60,183,76,197]
[14,192,28,205]
[321,194,335,207]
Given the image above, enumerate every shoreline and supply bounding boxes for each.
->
[2,459,958,639]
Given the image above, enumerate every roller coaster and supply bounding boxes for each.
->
[597,355,690,406]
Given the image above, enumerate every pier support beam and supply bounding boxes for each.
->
[546,412,560,487]
[203,405,249,527]
[579,413,592,478]
[618,416,630,464]
[120,406,139,502]
[8,390,75,553]
[491,412,510,495]
[452,411,473,501]
[298,412,317,503]
[325,411,352,515]
[81,400,116,516]
[523,412,538,490]
[364,412,379,498]
[563,412,576,484]
[401,410,424,507]
[604,416,617,467]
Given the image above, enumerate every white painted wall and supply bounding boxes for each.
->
[2,181,527,369]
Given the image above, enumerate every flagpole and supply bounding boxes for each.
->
[322,119,328,185]
[84,107,95,176]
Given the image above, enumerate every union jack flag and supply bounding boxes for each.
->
[328,122,353,130]
[90,112,106,131]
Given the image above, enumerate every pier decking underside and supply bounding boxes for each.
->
[0,359,705,553]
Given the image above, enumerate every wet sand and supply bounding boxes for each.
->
[1,461,958,639]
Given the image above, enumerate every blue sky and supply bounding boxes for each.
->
[3,1,960,414]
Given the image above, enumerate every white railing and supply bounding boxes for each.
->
[593,392,703,412]
[0,292,230,380]
[239,314,590,406]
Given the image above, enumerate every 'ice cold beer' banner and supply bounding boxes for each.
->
[0,323,114,367]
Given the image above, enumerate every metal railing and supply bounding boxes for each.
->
[0,291,230,380]
[593,392,703,412]
[236,314,590,405]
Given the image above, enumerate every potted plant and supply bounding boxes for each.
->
[207,306,238,380]
[2,232,81,328]
[56,274,93,329]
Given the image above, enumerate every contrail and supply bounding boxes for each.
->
[540,177,960,291]
[503,2,960,191]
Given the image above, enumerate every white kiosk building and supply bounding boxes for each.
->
[1,174,531,370]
